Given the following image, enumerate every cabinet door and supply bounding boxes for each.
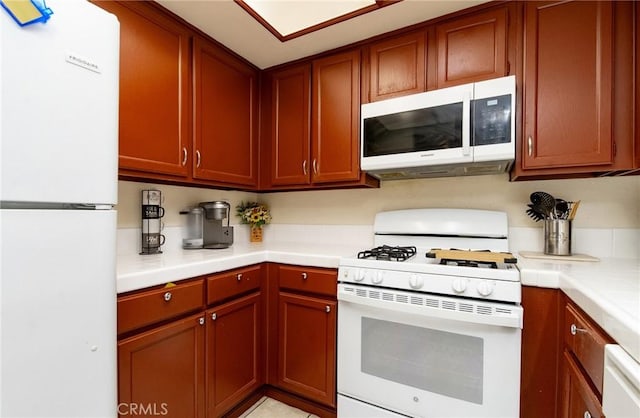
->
[270,64,311,186]
[520,287,561,418]
[367,30,426,102]
[97,1,190,178]
[193,37,259,187]
[522,1,613,169]
[560,350,605,418]
[277,292,336,407]
[206,292,262,417]
[311,50,361,183]
[118,313,205,418]
[436,7,508,88]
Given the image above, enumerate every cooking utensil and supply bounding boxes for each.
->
[554,199,569,219]
[568,200,581,220]
[526,203,545,221]
[530,191,556,219]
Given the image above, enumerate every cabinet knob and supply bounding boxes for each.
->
[570,323,587,335]
[527,136,533,157]
[163,292,172,302]
[182,147,187,166]
[196,150,201,168]
[199,317,205,326]
[211,313,217,321]
[237,273,243,281]
[584,411,592,418]
[302,160,308,175]
[312,159,318,174]
[325,305,331,313]
[301,272,308,280]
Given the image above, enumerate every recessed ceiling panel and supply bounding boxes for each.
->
[243,0,377,36]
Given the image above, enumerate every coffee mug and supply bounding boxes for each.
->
[142,233,165,248]
[142,205,165,219]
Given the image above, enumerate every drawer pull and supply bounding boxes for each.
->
[163,292,172,302]
[237,273,242,281]
[199,317,205,326]
[325,305,331,313]
[182,147,187,166]
[211,313,217,321]
[301,272,308,280]
[584,411,591,418]
[570,323,587,335]
[527,136,533,157]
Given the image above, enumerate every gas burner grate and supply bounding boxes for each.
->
[357,245,417,262]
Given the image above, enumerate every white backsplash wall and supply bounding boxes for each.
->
[117,175,640,258]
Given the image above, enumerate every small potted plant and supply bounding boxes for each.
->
[235,201,271,242]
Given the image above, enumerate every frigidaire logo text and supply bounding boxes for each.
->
[118,403,169,416]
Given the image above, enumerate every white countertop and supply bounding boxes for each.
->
[117,244,640,364]
[517,254,640,365]
[117,242,361,294]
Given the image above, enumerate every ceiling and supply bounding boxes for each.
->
[155,0,489,70]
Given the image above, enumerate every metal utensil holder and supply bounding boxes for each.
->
[543,219,572,256]
[141,189,165,254]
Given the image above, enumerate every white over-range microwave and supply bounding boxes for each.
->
[361,75,515,180]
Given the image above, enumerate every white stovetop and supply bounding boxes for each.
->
[117,241,639,365]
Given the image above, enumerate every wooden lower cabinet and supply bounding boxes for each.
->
[560,350,604,418]
[277,292,337,408]
[206,292,263,417]
[118,313,206,418]
[520,286,562,418]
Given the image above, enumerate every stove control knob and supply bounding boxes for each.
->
[409,274,423,289]
[355,270,365,282]
[372,271,384,284]
[452,278,467,293]
[477,280,495,297]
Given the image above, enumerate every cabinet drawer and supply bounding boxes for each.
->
[278,265,336,297]
[118,279,204,335]
[564,303,611,394]
[207,265,262,305]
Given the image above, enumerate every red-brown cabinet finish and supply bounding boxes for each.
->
[560,351,605,418]
[367,30,427,102]
[193,37,259,187]
[311,50,361,183]
[521,1,613,170]
[269,64,311,186]
[520,287,561,418]
[118,313,206,418]
[277,292,337,408]
[206,292,262,418]
[435,7,508,88]
[96,1,191,178]
[117,279,204,335]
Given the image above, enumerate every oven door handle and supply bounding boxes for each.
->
[338,290,523,329]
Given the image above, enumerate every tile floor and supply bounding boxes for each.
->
[240,397,319,418]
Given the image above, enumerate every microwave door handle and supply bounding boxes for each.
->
[462,92,472,157]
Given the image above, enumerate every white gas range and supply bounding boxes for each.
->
[337,208,523,418]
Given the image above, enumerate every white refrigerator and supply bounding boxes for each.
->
[0,1,119,417]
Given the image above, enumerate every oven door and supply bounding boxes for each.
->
[337,283,522,418]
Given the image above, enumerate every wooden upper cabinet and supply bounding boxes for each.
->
[436,7,508,88]
[193,37,259,187]
[97,1,191,178]
[367,30,426,102]
[269,64,311,186]
[522,1,613,170]
[312,50,361,183]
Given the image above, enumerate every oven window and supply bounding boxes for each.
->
[361,317,484,404]
[363,102,463,157]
